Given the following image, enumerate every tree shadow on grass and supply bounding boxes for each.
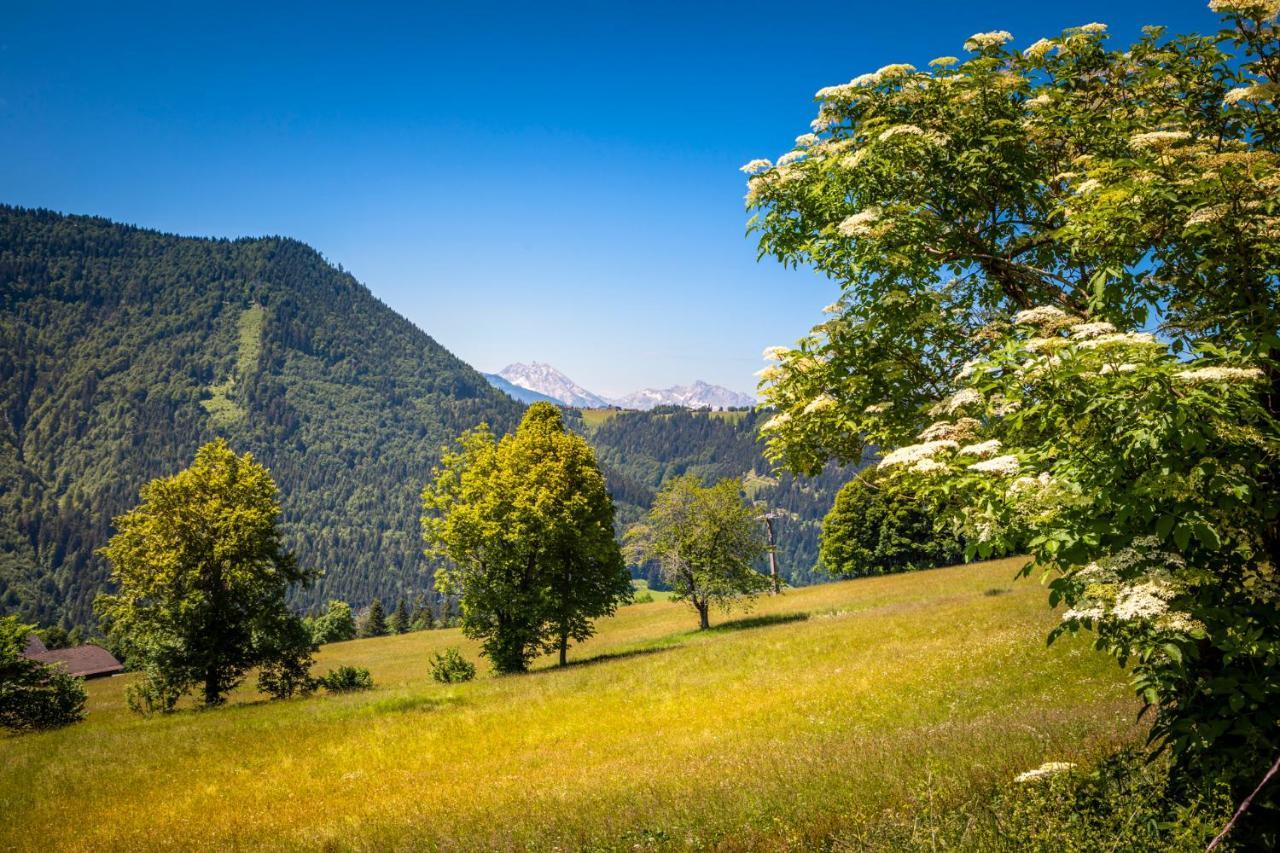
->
[704,611,810,633]
[553,644,678,672]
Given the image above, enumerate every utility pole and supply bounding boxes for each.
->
[758,510,782,594]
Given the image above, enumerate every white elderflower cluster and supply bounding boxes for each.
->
[1015,762,1076,783]
[1130,130,1192,150]
[878,440,958,470]
[1069,321,1117,339]
[917,417,981,442]
[1013,305,1072,329]
[1113,580,1174,621]
[911,458,949,474]
[837,207,882,237]
[740,159,772,174]
[1076,331,1158,350]
[1075,560,1117,583]
[1174,365,1265,383]
[1223,85,1265,106]
[958,439,1002,459]
[1209,0,1280,17]
[761,345,790,361]
[964,31,1014,52]
[956,358,982,381]
[776,150,806,167]
[1185,204,1229,227]
[942,387,983,414]
[1024,38,1055,58]
[864,401,890,414]
[930,56,959,67]
[795,133,819,148]
[878,124,925,141]
[760,412,792,432]
[967,454,1021,477]
[1078,22,1108,33]
[822,302,841,315]
[1025,336,1069,353]
[754,365,784,382]
[1157,611,1207,635]
[1074,178,1102,195]
[803,395,837,415]
[1025,93,1052,109]
[815,81,857,100]
[1008,471,1052,494]
[1061,606,1105,622]
[1099,362,1138,374]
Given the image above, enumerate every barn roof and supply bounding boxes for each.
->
[24,633,48,656]
[28,644,124,679]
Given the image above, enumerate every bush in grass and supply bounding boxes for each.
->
[430,648,475,683]
[993,750,1233,851]
[307,599,357,645]
[318,665,373,693]
[0,615,87,731]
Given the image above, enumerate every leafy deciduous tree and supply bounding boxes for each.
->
[423,403,630,672]
[626,475,769,629]
[820,475,962,577]
[745,4,1280,838]
[308,599,358,645]
[96,439,315,712]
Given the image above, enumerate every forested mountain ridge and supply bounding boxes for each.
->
[0,206,523,628]
[573,408,859,587]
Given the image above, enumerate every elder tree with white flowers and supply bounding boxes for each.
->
[746,0,1280,830]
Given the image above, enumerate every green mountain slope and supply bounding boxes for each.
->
[0,206,523,627]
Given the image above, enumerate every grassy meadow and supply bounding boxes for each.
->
[0,558,1142,850]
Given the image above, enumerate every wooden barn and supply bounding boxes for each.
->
[23,634,124,679]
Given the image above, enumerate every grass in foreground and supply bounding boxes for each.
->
[0,559,1141,850]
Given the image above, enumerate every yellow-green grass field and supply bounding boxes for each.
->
[0,559,1142,850]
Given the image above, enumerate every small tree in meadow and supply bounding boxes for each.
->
[96,439,316,712]
[626,475,769,629]
[309,599,358,645]
[424,403,630,672]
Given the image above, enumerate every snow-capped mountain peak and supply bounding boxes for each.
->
[611,380,755,411]
[496,362,612,409]
[488,363,756,411]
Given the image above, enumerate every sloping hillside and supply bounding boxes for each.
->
[0,559,1140,850]
[0,206,523,626]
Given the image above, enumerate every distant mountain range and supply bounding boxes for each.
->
[487,362,755,411]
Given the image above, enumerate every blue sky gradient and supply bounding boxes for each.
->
[2,1,1214,397]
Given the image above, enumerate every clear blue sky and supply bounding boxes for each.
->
[2,1,1215,398]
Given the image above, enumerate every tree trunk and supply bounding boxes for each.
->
[697,601,710,630]
[204,669,220,707]
[558,632,568,667]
